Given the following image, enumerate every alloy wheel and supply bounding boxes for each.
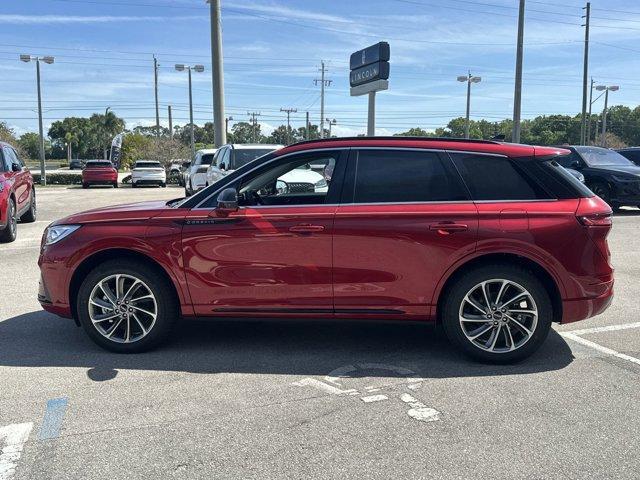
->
[458,279,538,353]
[9,201,16,237]
[88,274,158,343]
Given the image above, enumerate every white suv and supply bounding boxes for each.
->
[131,160,166,188]
[206,144,283,186]
[184,149,217,196]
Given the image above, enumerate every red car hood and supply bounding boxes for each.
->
[55,200,172,225]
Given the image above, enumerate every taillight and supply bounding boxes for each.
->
[577,214,612,227]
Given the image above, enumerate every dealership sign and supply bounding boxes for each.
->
[349,42,390,96]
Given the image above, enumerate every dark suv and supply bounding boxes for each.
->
[555,145,640,210]
[38,138,613,363]
[0,141,36,242]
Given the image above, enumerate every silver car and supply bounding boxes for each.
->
[184,149,217,196]
[206,144,283,186]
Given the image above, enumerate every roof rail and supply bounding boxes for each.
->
[286,136,501,147]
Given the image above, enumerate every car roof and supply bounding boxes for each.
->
[276,137,566,158]
[617,147,640,151]
[229,144,283,150]
[196,149,218,154]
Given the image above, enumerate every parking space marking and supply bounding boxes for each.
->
[361,395,388,403]
[0,423,33,480]
[400,394,441,423]
[564,321,640,336]
[37,398,68,441]
[292,378,358,396]
[561,332,640,367]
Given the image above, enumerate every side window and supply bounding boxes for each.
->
[220,148,231,169]
[451,153,552,201]
[3,147,18,170]
[214,149,224,168]
[237,153,340,207]
[0,149,6,172]
[351,149,468,203]
[12,149,24,167]
[556,151,581,169]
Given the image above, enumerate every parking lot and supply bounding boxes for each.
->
[1,186,639,479]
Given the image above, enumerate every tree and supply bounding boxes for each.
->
[395,127,433,137]
[90,111,125,159]
[232,122,263,143]
[18,132,50,160]
[0,122,18,146]
[120,133,152,169]
[267,125,300,145]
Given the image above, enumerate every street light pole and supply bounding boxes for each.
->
[326,118,337,138]
[512,0,526,143]
[20,55,54,185]
[175,64,204,158]
[596,85,619,147]
[457,72,482,139]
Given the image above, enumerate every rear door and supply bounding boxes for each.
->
[332,148,478,319]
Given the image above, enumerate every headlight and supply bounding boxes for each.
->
[314,178,328,189]
[44,225,80,246]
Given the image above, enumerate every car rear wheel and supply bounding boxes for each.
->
[0,198,17,243]
[113,181,119,188]
[441,265,552,364]
[20,190,37,223]
[590,181,619,211]
[82,183,89,189]
[76,260,178,353]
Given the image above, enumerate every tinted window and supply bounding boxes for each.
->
[134,161,161,168]
[619,150,640,164]
[234,149,276,168]
[201,154,215,166]
[556,151,582,168]
[352,150,468,203]
[0,149,7,172]
[3,147,18,169]
[451,153,552,200]
[11,148,24,167]
[219,148,231,169]
[86,161,114,168]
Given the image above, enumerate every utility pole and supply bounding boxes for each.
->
[168,105,173,140]
[314,61,332,138]
[225,116,233,139]
[207,0,226,147]
[280,107,297,145]
[153,55,160,136]
[247,112,261,143]
[305,111,310,140]
[587,78,594,144]
[512,0,525,143]
[580,2,591,144]
[598,85,619,147]
[175,64,204,158]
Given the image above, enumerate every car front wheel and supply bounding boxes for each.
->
[441,265,552,364]
[0,198,17,243]
[76,260,178,353]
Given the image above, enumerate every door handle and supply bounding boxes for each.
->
[429,222,468,234]
[289,224,325,233]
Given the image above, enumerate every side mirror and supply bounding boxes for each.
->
[220,163,226,171]
[214,188,238,217]
[11,163,21,172]
[276,180,289,194]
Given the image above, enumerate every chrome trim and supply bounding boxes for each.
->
[193,146,350,209]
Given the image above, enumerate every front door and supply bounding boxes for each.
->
[332,148,478,319]
[182,150,346,316]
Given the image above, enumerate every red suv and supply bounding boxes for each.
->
[38,138,613,362]
[1,141,36,242]
[82,160,118,189]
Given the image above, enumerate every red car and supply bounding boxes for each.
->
[82,160,118,189]
[1,141,36,243]
[38,138,614,362]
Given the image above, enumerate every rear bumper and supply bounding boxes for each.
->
[561,275,614,323]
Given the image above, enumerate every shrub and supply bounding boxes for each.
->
[32,172,82,185]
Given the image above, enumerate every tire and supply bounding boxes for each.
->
[161,183,166,188]
[0,198,17,243]
[20,190,37,223]
[590,181,619,210]
[441,264,552,364]
[113,181,119,188]
[76,259,179,353]
[82,183,88,189]
[132,182,137,188]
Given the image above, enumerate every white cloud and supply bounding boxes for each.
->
[0,15,202,25]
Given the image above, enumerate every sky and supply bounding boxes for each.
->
[2,0,640,138]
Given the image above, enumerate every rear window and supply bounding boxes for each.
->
[450,153,552,201]
[542,160,594,198]
[201,154,215,165]
[351,149,468,203]
[134,161,162,168]
[234,149,276,168]
[86,161,113,168]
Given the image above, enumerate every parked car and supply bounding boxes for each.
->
[565,167,585,183]
[69,159,84,170]
[554,145,640,210]
[38,137,613,363]
[205,144,283,187]
[184,149,217,196]
[82,160,118,189]
[616,147,640,166]
[131,160,166,188]
[177,160,191,187]
[0,141,36,242]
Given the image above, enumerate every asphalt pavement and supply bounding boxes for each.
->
[0,185,638,479]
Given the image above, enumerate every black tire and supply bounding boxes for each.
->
[20,190,37,223]
[161,182,166,188]
[76,259,179,353]
[132,183,138,188]
[590,181,618,210]
[113,181,119,188]
[0,198,17,243]
[82,183,89,189]
[441,264,552,364]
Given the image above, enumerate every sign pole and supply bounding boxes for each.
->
[367,91,376,136]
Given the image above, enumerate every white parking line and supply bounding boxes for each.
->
[0,423,33,480]
[564,321,640,336]
[561,332,640,367]
[361,395,388,403]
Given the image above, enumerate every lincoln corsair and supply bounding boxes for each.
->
[1,141,36,242]
[38,138,614,363]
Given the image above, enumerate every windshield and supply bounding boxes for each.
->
[86,161,113,168]
[234,149,276,168]
[201,154,215,165]
[575,146,634,167]
[135,161,162,168]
